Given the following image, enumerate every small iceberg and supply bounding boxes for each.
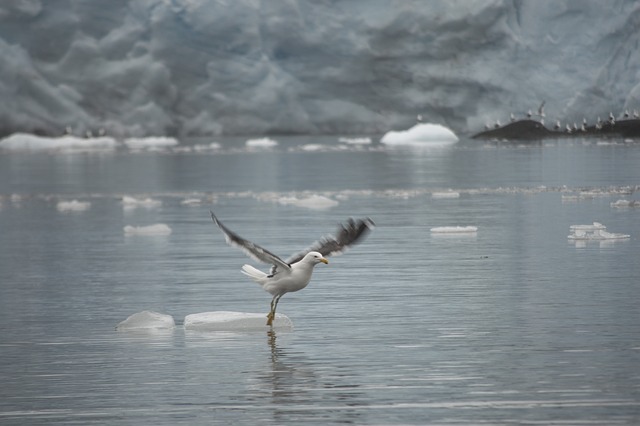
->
[432,191,460,199]
[338,137,372,145]
[116,311,175,331]
[123,136,178,150]
[0,133,117,152]
[381,123,458,147]
[184,311,293,331]
[568,222,630,240]
[610,199,640,208]
[277,194,339,210]
[246,137,278,148]
[124,224,172,236]
[121,196,162,209]
[56,200,91,212]
[180,197,203,206]
[431,226,478,233]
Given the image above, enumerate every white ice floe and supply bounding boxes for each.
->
[299,143,325,152]
[338,137,372,145]
[56,200,91,212]
[245,137,278,148]
[123,224,172,236]
[0,133,117,152]
[380,123,458,147]
[430,226,478,233]
[116,311,175,331]
[123,136,178,150]
[184,311,293,331]
[121,196,162,209]
[568,222,629,240]
[432,191,460,199]
[276,194,339,210]
[180,197,203,206]
[193,142,222,152]
[610,199,640,208]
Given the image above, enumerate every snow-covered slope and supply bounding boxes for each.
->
[1,0,638,137]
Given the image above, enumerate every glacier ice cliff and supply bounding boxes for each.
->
[1,0,639,137]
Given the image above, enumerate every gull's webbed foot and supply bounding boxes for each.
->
[266,312,274,326]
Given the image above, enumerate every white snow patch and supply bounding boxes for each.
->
[381,123,458,147]
[0,133,117,152]
[56,200,91,212]
[184,311,293,331]
[123,136,178,150]
[245,137,278,148]
[116,311,175,331]
[123,223,172,236]
[431,226,478,233]
[121,196,162,209]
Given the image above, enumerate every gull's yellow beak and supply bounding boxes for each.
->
[320,257,329,264]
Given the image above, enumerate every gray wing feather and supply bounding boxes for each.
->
[210,211,291,273]
[286,217,375,265]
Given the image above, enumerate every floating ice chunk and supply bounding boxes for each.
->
[569,222,606,232]
[116,311,175,331]
[299,143,325,152]
[124,224,172,236]
[181,197,203,206]
[0,133,117,152]
[338,137,372,145]
[245,137,278,148]
[381,123,458,147]
[56,200,91,212]
[123,136,178,150]
[184,311,293,331]
[431,226,478,233]
[432,191,460,199]
[121,196,161,209]
[568,222,629,240]
[193,142,222,152]
[277,194,339,210]
[610,199,640,208]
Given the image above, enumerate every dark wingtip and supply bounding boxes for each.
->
[364,217,375,229]
[210,210,219,225]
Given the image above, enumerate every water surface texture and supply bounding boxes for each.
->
[1,136,640,424]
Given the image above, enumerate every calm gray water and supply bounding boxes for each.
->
[1,136,640,425]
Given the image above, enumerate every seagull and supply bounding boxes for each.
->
[537,100,546,118]
[554,120,561,130]
[209,211,374,326]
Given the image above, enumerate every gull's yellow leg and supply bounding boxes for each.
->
[266,296,277,326]
[266,295,282,327]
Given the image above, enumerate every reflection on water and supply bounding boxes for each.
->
[1,137,640,424]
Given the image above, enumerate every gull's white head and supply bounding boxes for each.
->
[303,251,329,265]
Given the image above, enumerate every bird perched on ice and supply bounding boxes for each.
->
[209,211,374,326]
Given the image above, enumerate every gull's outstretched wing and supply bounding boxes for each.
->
[210,211,291,273]
[286,217,375,265]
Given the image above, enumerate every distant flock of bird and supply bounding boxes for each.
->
[484,101,640,134]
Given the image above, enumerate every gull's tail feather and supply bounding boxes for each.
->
[241,264,268,284]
